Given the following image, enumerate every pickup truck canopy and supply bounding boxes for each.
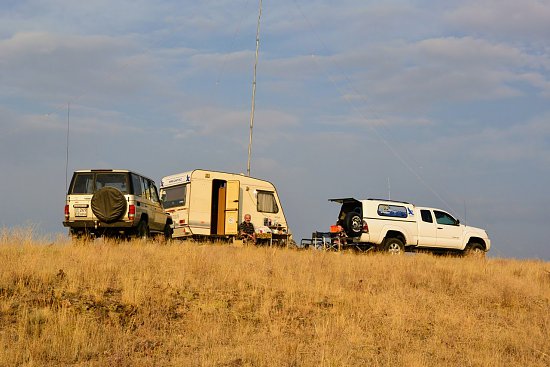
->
[328,198,360,204]
[329,198,411,205]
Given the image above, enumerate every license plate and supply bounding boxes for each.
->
[75,207,87,217]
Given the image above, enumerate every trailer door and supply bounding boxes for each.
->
[224,180,240,235]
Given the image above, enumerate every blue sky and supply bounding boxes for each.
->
[1,0,549,259]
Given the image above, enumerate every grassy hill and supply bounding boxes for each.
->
[1,230,549,366]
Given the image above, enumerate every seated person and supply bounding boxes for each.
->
[239,214,256,245]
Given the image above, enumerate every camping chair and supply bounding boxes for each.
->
[312,231,339,251]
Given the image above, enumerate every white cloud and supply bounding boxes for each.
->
[446,0,550,42]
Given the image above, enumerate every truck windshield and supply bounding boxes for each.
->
[161,184,187,209]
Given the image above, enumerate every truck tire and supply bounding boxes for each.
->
[91,187,127,223]
[383,237,404,254]
[343,212,362,237]
[464,242,485,257]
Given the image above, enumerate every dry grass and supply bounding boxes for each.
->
[0,228,549,366]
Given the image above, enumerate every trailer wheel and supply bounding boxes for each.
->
[383,237,404,254]
[343,212,362,237]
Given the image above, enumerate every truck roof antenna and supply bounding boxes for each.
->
[247,0,262,177]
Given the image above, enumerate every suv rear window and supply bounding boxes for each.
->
[71,173,94,194]
[69,172,129,194]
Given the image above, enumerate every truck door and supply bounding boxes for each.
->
[417,209,437,247]
[224,180,240,235]
[434,210,463,248]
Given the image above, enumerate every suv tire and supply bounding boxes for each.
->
[136,220,149,239]
[343,211,362,237]
[91,187,127,223]
[163,223,173,241]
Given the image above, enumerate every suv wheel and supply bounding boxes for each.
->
[343,212,362,237]
[163,223,173,241]
[91,187,127,223]
[136,220,149,240]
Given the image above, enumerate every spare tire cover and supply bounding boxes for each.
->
[91,187,127,223]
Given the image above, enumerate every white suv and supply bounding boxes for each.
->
[63,169,172,239]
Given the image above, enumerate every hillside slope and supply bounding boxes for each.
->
[1,233,549,366]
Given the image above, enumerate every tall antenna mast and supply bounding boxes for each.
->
[247,0,262,176]
[65,102,70,191]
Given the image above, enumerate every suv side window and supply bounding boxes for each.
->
[149,181,160,203]
[141,177,151,200]
[141,177,159,203]
[421,209,433,223]
[131,173,143,197]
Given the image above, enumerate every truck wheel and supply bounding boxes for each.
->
[344,212,362,237]
[384,237,404,254]
[91,187,127,223]
[136,220,149,240]
[464,242,485,257]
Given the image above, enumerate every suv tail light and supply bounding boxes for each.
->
[362,220,369,233]
[64,205,69,221]
[128,205,136,220]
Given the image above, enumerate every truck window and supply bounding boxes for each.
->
[434,210,458,226]
[161,184,187,209]
[257,191,279,213]
[421,209,433,223]
[377,204,407,218]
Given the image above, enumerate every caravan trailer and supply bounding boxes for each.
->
[159,169,291,243]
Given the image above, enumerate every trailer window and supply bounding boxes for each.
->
[257,191,279,213]
[162,184,187,209]
[377,204,407,218]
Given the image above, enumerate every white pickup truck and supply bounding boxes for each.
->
[331,198,491,255]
